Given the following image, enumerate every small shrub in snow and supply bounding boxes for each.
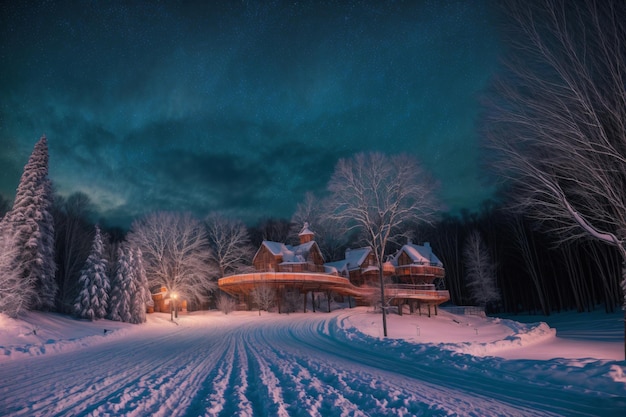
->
[216,293,237,315]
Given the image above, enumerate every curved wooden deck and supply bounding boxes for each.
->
[218,272,450,304]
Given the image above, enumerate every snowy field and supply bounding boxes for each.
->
[0,307,625,416]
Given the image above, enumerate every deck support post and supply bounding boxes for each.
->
[303,291,307,313]
[311,292,316,312]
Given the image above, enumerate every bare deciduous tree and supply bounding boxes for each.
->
[291,192,348,261]
[484,0,626,356]
[216,292,237,315]
[250,284,275,315]
[127,212,217,307]
[205,213,254,278]
[250,218,291,246]
[327,152,440,336]
[463,230,500,309]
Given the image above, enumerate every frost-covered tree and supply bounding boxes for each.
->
[250,284,275,315]
[216,292,237,315]
[463,230,500,309]
[109,246,133,322]
[0,225,36,317]
[73,226,109,320]
[484,0,626,357]
[0,136,57,310]
[327,152,440,336]
[129,247,150,324]
[291,192,348,261]
[127,212,217,307]
[205,213,254,278]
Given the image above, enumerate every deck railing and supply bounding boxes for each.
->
[219,273,450,303]
[385,284,450,301]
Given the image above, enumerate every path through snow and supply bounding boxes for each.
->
[0,310,624,416]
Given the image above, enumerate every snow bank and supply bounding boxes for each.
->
[0,311,135,361]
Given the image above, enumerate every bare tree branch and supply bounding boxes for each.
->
[205,213,254,278]
[485,0,626,264]
[127,212,217,306]
[327,152,441,336]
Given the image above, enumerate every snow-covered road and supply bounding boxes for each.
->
[1,311,624,416]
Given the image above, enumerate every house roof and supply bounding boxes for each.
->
[323,247,371,274]
[392,242,443,267]
[260,240,320,264]
[324,259,349,274]
[344,247,371,269]
[298,222,314,237]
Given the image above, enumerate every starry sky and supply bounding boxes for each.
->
[0,0,500,228]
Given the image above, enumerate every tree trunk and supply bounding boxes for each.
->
[378,264,388,337]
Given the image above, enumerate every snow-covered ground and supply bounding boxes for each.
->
[0,307,624,416]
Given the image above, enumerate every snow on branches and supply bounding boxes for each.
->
[74,226,109,320]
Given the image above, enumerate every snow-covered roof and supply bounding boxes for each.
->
[392,242,442,267]
[324,265,339,275]
[261,240,319,264]
[324,259,349,274]
[361,265,379,274]
[323,247,372,275]
[298,222,314,237]
[343,247,371,270]
[262,241,289,257]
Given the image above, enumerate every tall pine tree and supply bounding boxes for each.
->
[0,136,57,310]
[109,246,133,322]
[129,247,150,324]
[74,226,109,320]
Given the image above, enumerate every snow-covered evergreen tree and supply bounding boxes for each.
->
[0,225,36,317]
[73,226,109,320]
[1,136,57,310]
[463,230,500,308]
[109,246,133,322]
[129,247,149,324]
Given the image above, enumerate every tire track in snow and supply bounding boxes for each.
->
[243,334,290,417]
[216,337,253,417]
[2,311,624,416]
[182,332,236,416]
[248,327,369,417]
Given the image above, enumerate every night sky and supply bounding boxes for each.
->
[0,0,500,228]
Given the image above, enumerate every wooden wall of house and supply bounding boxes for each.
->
[253,246,281,271]
[397,251,415,267]
[307,243,325,265]
[349,270,364,286]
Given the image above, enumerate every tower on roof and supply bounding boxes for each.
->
[298,222,315,244]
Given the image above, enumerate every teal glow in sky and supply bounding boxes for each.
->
[0,0,500,227]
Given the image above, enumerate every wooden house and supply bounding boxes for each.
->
[325,247,394,287]
[252,223,325,273]
[391,242,445,285]
[151,286,187,314]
